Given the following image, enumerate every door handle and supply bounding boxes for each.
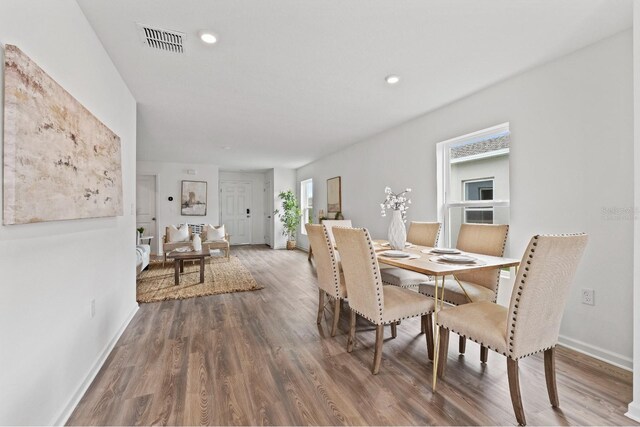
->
[152,217,156,221]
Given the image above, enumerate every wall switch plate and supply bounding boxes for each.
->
[90,299,96,318]
[581,288,595,306]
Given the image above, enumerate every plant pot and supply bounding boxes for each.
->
[286,240,296,250]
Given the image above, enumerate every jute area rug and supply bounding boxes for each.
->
[137,256,263,303]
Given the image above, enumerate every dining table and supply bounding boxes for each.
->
[373,240,520,391]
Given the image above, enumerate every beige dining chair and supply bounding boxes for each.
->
[381,221,441,288]
[309,220,353,261]
[306,224,347,337]
[435,233,588,426]
[418,223,509,361]
[332,226,435,374]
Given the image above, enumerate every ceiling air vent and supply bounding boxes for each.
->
[136,23,185,53]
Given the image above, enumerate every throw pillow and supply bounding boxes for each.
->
[167,225,190,242]
[204,224,225,241]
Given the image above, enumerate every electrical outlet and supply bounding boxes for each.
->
[90,299,96,318]
[581,289,594,306]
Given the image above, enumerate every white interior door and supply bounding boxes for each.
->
[136,175,157,253]
[264,180,273,247]
[220,181,252,245]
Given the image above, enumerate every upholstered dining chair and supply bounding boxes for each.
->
[308,220,352,261]
[381,221,441,288]
[418,223,509,361]
[306,224,347,337]
[332,226,435,374]
[435,233,588,426]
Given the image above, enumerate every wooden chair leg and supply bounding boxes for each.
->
[316,289,325,325]
[437,327,450,377]
[308,247,313,261]
[420,320,425,334]
[459,335,466,354]
[480,346,488,363]
[347,309,357,353]
[544,348,560,407]
[331,298,341,337]
[372,324,384,374]
[391,322,397,338]
[507,358,526,426]
[423,314,434,360]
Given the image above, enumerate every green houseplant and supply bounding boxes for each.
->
[275,190,302,250]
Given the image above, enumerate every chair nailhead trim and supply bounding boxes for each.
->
[507,233,585,358]
[320,224,342,298]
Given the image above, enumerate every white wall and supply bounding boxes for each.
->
[270,168,297,249]
[137,161,219,254]
[0,1,137,425]
[219,171,266,244]
[627,0,640,421]
[297,30,634,368]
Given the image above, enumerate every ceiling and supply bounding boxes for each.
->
[77,0,632,170]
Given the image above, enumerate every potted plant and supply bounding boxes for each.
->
[275,190,301,250]
[137,227,145,236]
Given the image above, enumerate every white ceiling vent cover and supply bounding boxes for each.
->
[136,23,185,53]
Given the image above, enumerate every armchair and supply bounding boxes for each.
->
[162,225,193,262]
[197,224,230,259]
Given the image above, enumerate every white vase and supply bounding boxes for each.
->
[388,210,406,250]
[193,233,202,251]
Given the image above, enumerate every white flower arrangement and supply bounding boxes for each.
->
[380,186,412,222]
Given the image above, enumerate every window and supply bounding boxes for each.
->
[300,179,313,234]
[463,178,494,224]
[436,123,510,248]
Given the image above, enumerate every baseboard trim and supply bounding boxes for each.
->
[626,402,640,422]
[558,334,632,371]
[624,401,640,422]
[54,304,139,426]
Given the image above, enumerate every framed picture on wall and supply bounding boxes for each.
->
[181,180,207,216]
[327,176,341,213]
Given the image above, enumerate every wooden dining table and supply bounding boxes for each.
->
[373,240,520,391]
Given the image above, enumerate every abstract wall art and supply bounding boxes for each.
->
[327,176,341,213]
[3,44,123,225]
[181,180,207,216]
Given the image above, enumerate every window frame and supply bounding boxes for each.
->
[463,178,495,224]
[300,178,313,235]
[436,122,510,247]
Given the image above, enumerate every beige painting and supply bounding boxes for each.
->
[181,180,207,216]
[3,45,123,225]
[327,176,341,213]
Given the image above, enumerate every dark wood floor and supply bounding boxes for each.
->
[68,245,634,426]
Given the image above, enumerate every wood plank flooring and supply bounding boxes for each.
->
[67,245,635,425]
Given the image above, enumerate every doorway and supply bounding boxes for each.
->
[264,179,273,247]
[220,181,253,245]
[136,175,157,253]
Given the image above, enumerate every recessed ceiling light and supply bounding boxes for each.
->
[386,75,400,85]
[198,31,218,44]
[222,146,231,150]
